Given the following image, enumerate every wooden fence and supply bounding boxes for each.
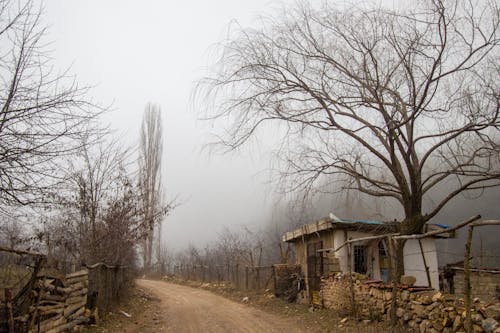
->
[0,246,131,332]
[173,264,276,292]
[25,269,90,333]
[86,263,130,315]
[0,247,90,332]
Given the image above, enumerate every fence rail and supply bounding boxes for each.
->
[173,264,277,292]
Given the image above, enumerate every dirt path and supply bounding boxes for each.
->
[135,279,306,333]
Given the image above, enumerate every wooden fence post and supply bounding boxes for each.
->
[344,230,357,318]
[388,236,399,330]
[245,267,249,291]
[235,264,239,289]
[5,288,14,333]
[256,267,260,290]
[464,225,474,333]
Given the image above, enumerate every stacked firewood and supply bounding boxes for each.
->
[27,269,90,333]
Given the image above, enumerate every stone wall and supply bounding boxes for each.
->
[320,273,500,333]
[452,270,500,303]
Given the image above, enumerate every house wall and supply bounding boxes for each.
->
[292,232,336,302]
[293,233,336,272]
[334,230,348,273]
[292,230,385,281]
[403,238,439,288]
[335,230,383,280]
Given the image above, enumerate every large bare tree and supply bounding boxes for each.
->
[0,0,104,210]
[198,0,499,273]
[139,103,164,271]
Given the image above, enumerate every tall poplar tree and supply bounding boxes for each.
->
[139,103,163,271]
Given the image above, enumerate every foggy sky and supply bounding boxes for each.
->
[43,0,278,250]
[42,1,499,255]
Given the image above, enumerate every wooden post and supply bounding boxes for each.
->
[345,230,357,318]
[418,239,432,288]
[256,267,260,290]
[272,265,277,294]
[245,267,249,291]
[235,264,240,289]
[302,235,310,300]
[5,288,14,333]
[388,236,398,330]
[464,225,474,333]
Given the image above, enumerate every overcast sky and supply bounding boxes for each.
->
[43,0,281,250]
[41,1,499,256]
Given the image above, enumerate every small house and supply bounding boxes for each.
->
[282,215,452,302]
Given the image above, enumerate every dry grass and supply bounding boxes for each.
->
[81,286,163,333]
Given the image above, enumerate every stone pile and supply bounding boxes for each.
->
[319,273,500,333]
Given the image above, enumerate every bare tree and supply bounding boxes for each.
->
[36,138,138,268]
[198,0,499,275]
[0,0,104,211]
[70,139,133,262]
[139,103,164,271]
[0,214,26,249]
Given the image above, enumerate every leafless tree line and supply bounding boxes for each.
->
[168,218,294,283]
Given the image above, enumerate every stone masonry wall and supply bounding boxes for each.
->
[320,274,354,314]
[320,273,500,333]
[453,270,500,303]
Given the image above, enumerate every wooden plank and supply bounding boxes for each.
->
[42,294,65,302]
[39,307,64,316]
[394,215,481,240]
[65,270,88,280]
[67,307,85,320]
[0,246,45,257]
[42,281,85,295]
[68,288,88,298]
[65,275,88,287]
[63,300,86,317]
[470,219,500,227]
[448,266,500,274]
[66,295,87,306]
[36,304,65,312]
[319,233,398,253]
[45,316,88,333]
[30,315,64,333]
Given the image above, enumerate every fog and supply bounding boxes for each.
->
[42,0,281,250]
[41,1,499,260]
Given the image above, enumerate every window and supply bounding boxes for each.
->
[353,245,367,274]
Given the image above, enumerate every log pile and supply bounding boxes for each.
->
[26,269,90,333]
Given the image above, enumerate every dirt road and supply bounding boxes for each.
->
[135,279,306,333]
